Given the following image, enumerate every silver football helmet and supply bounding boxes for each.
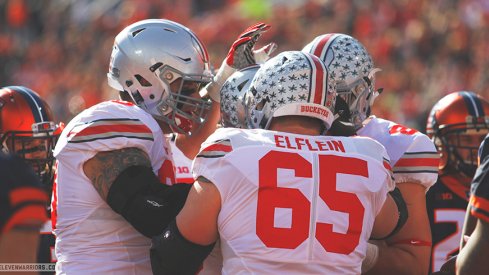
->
[246,51,336,130]
[220,65,260,128]
[107,19,213,135]
[302,33,381,129]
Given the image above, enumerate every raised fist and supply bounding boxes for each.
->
[203,22,277,103]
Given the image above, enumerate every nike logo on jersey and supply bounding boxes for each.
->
[147,200,163,207]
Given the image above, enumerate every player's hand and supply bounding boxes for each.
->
[203,23,276,103]
[225,22,276,69]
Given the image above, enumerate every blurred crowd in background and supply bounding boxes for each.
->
[1,0,489,132]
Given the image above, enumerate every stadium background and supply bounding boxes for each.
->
[1,0,488,132]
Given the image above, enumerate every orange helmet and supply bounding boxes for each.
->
[0,86,60,186]
[427,91,489,178]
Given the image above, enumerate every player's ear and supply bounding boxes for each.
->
[119,90,133,102]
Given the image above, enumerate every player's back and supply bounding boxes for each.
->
[52,100,167,274]
[193,128,394,274]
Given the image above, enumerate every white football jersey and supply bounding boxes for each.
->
[168,134,194,184]
[358,116,438,189]
[52,100,173,274]
[193,128,394,274]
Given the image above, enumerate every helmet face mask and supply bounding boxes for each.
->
[107,19,213,135]
[0,86,59,188]
[2,131,57,186]
[427,91,489,179]
[158,66,212,134]
[336,76,378,127]
[438,129,487,178]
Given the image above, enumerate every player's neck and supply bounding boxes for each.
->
[157,120,173,134]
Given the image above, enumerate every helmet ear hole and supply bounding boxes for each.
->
[255,98,268,112]
[118,91,133,102]
[135,75,152,87]
[131,91,145,105]
[237,79,250,92]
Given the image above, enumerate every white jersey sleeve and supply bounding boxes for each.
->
[51,100,169,274]
[54,100,167,173]
[358,116,438,190]
[192,128,393,275]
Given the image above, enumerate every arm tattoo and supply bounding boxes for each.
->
[83,147,151,201]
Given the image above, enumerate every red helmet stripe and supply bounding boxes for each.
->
[306,53,327,105]
[311,33,338,61]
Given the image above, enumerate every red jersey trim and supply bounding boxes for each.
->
[395,157,439,167]
[2,205,48,233]
[67,118,154,143]
[470,195,489,223]
[9,187,48,206]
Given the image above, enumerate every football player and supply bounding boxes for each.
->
[0,86,61,271]
[53,19,273,274]
[303,33,438,274]
[188,65,262,275]
[151,51,403,274]
[0,153,49,267]
[426,91,489,272]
